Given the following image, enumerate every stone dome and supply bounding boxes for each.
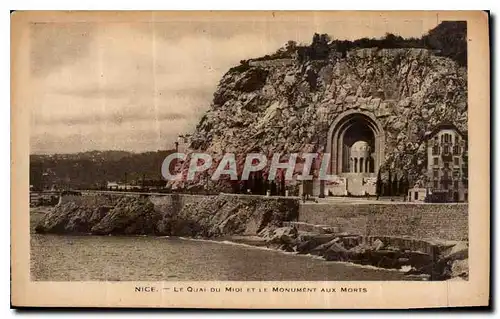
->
[350,140,371,157]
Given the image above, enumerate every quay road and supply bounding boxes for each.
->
[59,190,467,205]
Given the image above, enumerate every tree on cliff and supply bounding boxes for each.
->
[270,180,278,196]
[381,33,405,48]
[230,179,240,194]
[392,173,400,196]
[376,169,383,200]
[285,40,297,53]
[298,33,331,62]
[253,171,264,195]
[247,172,254,194]
[399,174,410,198]
[311,33,331,60]
[263,179,269,195]
[240,178,249,194]
[280,174,286,196]
[387,170,393,196]
[252,171,259,194]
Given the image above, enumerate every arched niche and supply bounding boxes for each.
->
[326,110,385,176]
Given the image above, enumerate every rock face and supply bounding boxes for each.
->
[90,197,160,235]
[35,201,114,234]
[171,48,467,191]
[156,194,299,237]
[35,194,299,238]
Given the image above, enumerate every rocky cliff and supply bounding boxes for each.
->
[35,194,299,237]
[171,46,467,191]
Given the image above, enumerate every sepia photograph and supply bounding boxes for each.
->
[11,10,489,308]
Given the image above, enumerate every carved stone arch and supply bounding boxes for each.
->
[325,110,385,176]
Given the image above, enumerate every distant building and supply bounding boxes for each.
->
[176,134,191,154]
[425,123,468,202]
[107,182,119,190]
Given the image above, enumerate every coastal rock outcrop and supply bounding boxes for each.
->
[90,197,160,235]
[35,201,114,234]
[155,194,299,237]
[35,194,300,238]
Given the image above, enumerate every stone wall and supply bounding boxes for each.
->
[248,58,295,68]
[58,194,117,206]
[299,203,468,241]
[148,193,208,211]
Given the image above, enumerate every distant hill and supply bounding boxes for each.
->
[30,150,175,190]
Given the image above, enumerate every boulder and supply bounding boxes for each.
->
[296,231,319,242]
[404,251,434,269]
[323,242,349,261]
[450,259,469,280]
[367,250,402,269]
[340,235,363,249]
[310,237,341,256]
[278,243,296,253]
[434,243,469,280]
[439,241,468,262]
[296,234,337,254]
[345,244,370,262]
[265,226,298,246]
[371,238,384,251]
[257,226,274,239]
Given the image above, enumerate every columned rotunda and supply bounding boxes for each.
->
[349,140,374,174]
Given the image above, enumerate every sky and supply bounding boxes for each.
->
[28,12,440,154]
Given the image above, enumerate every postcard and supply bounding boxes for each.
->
[11,10,489,308]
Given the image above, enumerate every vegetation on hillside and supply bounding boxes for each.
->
[237,21,467,68]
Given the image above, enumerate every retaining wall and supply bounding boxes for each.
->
[299,203,468,241]
[248,58,295,68]
[58,194,117,206]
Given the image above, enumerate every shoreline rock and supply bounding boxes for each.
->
[258,225,468,281]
